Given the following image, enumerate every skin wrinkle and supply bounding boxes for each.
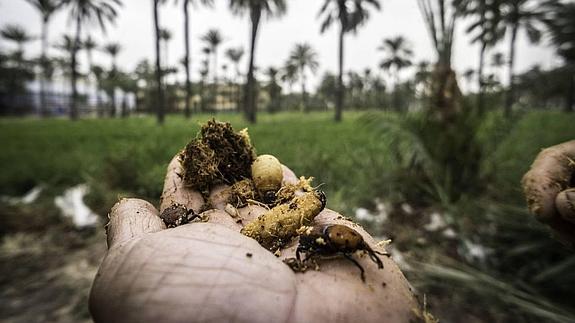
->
[195,241,243,322]
[120,239,161,303]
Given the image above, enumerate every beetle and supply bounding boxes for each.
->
[294,224,389,282]
[159,203,199,228]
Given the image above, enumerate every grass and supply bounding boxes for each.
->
[0,112,396,214]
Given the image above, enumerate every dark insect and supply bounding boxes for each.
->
[159,203,199,228]
[294,224,389,282]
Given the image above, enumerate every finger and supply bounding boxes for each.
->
[522,140,575,222]
[106,198,166,249]
[282,165,298,185]
[556,188,575,223]
[546,216,575,249]
[160,153,205,213]
[90,223,298,323]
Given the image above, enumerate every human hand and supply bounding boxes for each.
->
[89,154,419,322]
[522,140,575,247]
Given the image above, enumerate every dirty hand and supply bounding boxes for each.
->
[89,154,418,323]
[522,140,575,247]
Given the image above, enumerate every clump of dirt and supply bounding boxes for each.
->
[181,119,256,193]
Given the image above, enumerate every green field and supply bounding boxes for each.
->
[0,112,401,214]
[1,111,574,212]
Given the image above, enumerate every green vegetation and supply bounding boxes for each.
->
[0,110,572,210]
[0,112,392,212]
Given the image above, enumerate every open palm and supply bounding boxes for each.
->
[89,154,418,322]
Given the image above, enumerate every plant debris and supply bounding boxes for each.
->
[181,119,256,193]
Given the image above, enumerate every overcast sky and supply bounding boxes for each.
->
[0,0,560,90]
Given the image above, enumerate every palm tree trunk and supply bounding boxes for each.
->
[110,57,117,118]
[394,69,401,111]
[301,66,307,112]
[477,42,486,116]
[40,17,48,118]
[335,23,344,122]
[566,66,575,112]
[183,0,192,119]
[213,48,218,111]
[235,65,241,113]
[70,14,81,121]
[505,24,518,118]
[245,10,261,124]
[154,0,165,125]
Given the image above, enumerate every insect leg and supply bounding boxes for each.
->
[344,253,366,282]
[367,250,384,269]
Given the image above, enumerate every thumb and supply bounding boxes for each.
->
[106,198,166,248]
[556,188,575,223]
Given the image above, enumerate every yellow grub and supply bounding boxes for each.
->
[275,177,314,205]
[251,155,283,202]
[241,190,325,250]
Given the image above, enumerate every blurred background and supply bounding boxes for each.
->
[1,0,574,322]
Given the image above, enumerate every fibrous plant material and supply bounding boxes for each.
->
[240,190,327,251]
[228,179,257,208]
[251,155,283,203]
[181,119,256,193]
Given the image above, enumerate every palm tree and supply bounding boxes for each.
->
[103,42,121,116]
[201,29,223,86]
[82,36,98,115]
[455,0,504,115]
[199,58,209,112]
[280,61,298,94]
[153,0,166,124]
[159,28,172,69]
[91,64,105,116]
[201,28,223,109]
[490,52,505,81]
[103,42,121,72]
[463,68,475,93]
[264,66,281,112]
[318,0,381,122]
[378,35,413,111]
[544,1,575,112]
[25,0,64,117]
[82,36,97,73]
[1,25,34,55]
[229,0,287,123]
[225,47,244,111]
[63,0,122,120]
[287,43,319,111]
[53,34,75,81]
[178,0,214,119]
[417,0,461,121]
[501,0,543,116]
